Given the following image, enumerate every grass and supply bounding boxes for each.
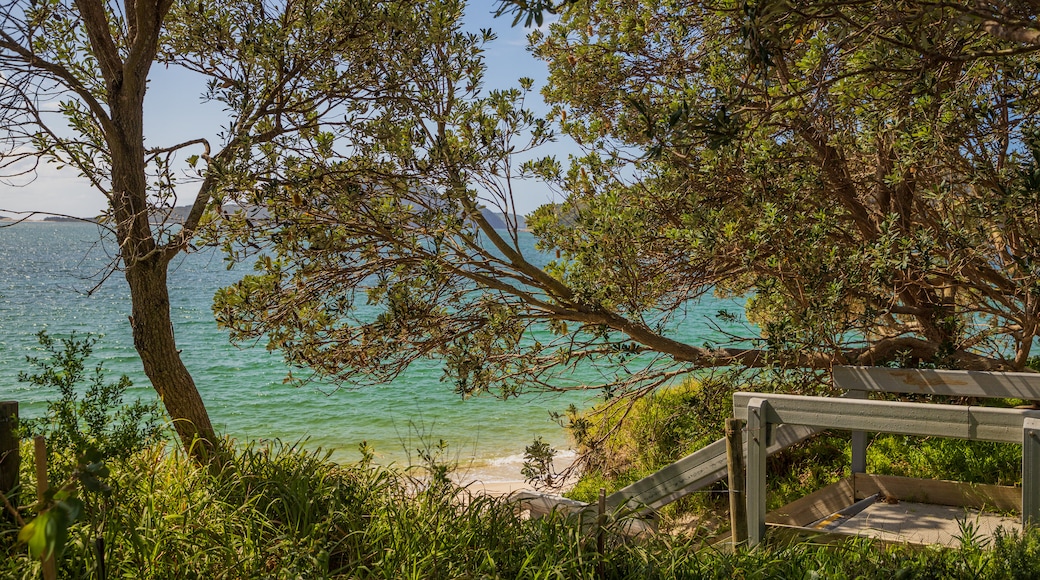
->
[5,436,1040,578]
[4,342,1038,578]
[867,435,1022,486]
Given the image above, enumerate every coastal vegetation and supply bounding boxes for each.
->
[2,334,1031,577]
[0,362,1036,580]
[0,0,491,459]
[5,0,1039,460]
[2,429,1040,578]
[3,0,1040,574]
[0,329,1034,576]
[211,0,1040,465]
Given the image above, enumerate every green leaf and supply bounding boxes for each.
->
[55,497,84,523]
[82,447,104,465]
[19,511,56,560]
[81,474,111,493]
[18,497,81,561]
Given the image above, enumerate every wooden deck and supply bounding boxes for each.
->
[831,501,1019,546]
[764,473,1023,547]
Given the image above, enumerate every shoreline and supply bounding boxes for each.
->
[322,433,578,482]
[312,436,580,494]
[394,448,581,497]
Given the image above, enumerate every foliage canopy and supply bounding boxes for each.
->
[528,0,1040,375]
[0,0,487,455]
[217,0,1040,408]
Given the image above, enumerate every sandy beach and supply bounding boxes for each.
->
[449,450,580,497]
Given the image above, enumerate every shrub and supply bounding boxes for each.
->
[18,331,163,479]
[7,332,164,567]
[3,433,1040,578]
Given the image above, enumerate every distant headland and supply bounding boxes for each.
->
[2,204,527,229]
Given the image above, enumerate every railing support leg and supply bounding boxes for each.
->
[1023,416,1040,527]
[851,431,867,473]
[848,391,868,474]
[746,398,769,547]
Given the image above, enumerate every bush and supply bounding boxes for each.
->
[18,331,164,479]
[6,332,165,566]
[2,436,1039,578]
[568,377,729,481]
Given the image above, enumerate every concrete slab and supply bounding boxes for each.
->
[832,500,1021,546]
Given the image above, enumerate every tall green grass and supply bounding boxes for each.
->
[5,437,1040,578]
[9,333,1038,577]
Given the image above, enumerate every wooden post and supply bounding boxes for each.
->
[34,436,56,580]
[725,418,748,547]
[0,401,18,515]
[596,487,606,579]
[95,537,106,580]
[746,398,769,547]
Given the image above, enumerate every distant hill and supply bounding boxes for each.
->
[43,216,95,223]
[479,207,527,230]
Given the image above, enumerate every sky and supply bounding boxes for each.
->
[0,4,567,220]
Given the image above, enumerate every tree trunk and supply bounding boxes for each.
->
[95,12,218,461]
[125,255,217,459]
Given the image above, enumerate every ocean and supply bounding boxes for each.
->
[0,222,749,478]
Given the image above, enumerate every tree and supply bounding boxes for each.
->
[213,0,1040,408]
[214,11,562,397]
[524,0,1040,373]
[0,0,470,458]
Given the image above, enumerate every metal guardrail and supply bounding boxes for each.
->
[733,392,1032,443]
[734,391,1040,546]
[608,366,1040,513]
[515,422,822,522]
[518,366,1040,538]
[833,366,1040,399]
[515,422,820,518]
[617,367,1040,514]
[606,423,820,514]
[835,366,1040,477]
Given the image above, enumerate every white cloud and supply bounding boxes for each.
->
[0,159,105,219]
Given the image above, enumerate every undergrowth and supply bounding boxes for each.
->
[5,438,1040,579]
[565,378,730,516]
[4,334,1037,578]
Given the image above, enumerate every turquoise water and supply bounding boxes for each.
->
[0,222,749,474]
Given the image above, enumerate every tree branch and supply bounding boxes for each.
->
[73,0,124,87]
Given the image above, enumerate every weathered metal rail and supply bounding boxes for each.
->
[516,366,1040,544]
[735,366,1040,546]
